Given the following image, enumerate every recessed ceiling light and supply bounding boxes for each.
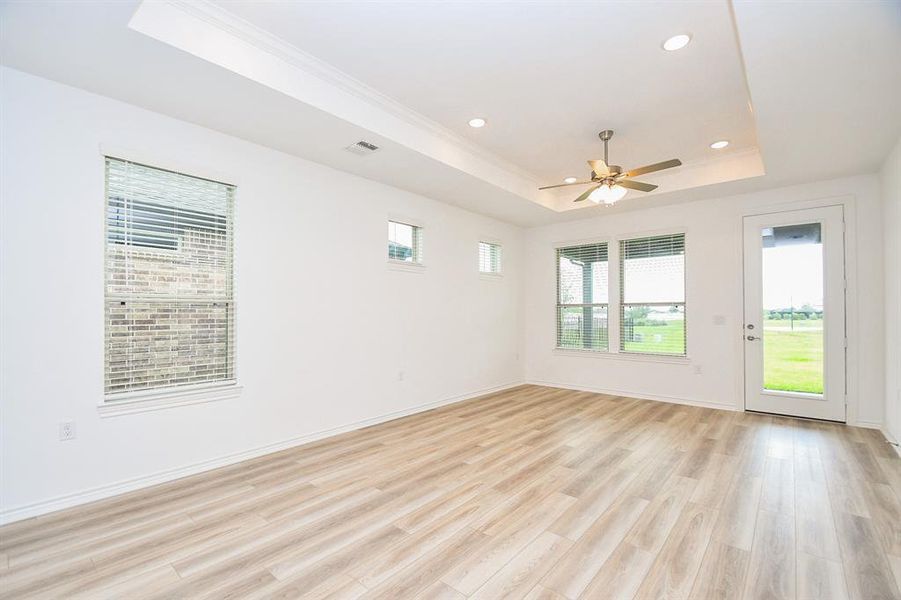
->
[468,118,486,128]
[710,140,729,149]
[662,34,691,51]
[563,176,578,184]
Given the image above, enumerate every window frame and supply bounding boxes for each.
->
[99,154,241,415]
[555,241,610,353]
[618,232,687,357]
[387,218,424,270]
[552,230,689,362]
[478,240,503,277]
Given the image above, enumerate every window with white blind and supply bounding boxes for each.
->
[104,158,236,399]
[620,233,686,356]
[388,220,422,263]
[556,243,609,351]
[479,241,502,274]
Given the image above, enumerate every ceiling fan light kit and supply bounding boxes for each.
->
[539,129,682,206]
[589,183,627,205]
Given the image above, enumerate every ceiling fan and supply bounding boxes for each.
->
[540,130,681,205]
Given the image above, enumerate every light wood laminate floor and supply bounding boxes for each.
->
[2,385,900,599]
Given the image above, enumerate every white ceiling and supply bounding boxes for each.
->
[733,0,901,187]
[1,0,899,226]
[210,0,758,184]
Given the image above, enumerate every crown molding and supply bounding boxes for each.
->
[128,1,763,218]
[157,0,540,185]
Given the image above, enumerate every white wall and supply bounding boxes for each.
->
[0,68,523,521]
[522,175,886,424]
[881,136,901,448]
[1,66,894,523]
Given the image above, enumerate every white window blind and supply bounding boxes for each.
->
[620,233,685,355]
[104,158,236,397]
[388,220,422,263]
[479,241,502,274]
[556,243,609,351]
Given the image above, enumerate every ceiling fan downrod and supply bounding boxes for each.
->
[599,129,614,166]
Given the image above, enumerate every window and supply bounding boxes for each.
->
[388,220,422,263]
[104,158,236,398]
[620,233,685,355]
[556,243,608,351]
[479,241,502,274]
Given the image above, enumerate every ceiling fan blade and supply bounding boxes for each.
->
[587,159,609,177]
[618,179,657,193]
[624,158,682,178]
[538,180,593,190]
[574,185,600,202]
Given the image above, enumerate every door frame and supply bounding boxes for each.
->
[741,205,846,421]
[739,194,862,425]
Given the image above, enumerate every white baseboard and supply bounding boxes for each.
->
[0,381,524,525]
[526,379,740,413]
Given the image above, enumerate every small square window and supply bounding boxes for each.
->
[479,241,502,274]
[388,220,422,263]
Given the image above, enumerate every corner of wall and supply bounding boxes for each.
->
[880,134,901,446]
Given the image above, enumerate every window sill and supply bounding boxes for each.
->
[479,272,503,280]
[387,259,426,273]
[98,383,242,417]
[553,348,690,365]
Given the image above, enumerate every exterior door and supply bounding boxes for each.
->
[743,206,846,421]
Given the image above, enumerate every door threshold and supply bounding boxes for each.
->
[743,409,846,425]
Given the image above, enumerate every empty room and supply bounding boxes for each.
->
[1,1,900,598]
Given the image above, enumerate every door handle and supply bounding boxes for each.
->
[746,335,760,341]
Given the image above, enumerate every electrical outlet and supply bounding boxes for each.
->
[694,365,703,375]
[59,421,76,441]
[397,371,405,382]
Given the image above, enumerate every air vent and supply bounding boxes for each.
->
[344,140,380,155]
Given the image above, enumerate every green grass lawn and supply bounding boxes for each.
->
[623,320,685,355]
[560,315,823,393]
[763,322,824,394]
